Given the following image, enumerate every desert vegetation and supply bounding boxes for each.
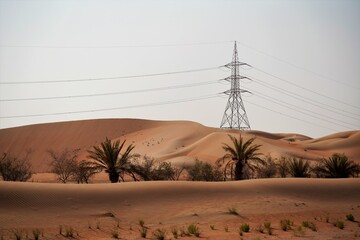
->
[0,152,32,181]
[218,134,263,180]
[87,137,138,183]
[48,149,98,183]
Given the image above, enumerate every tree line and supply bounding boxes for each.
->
[1,135,359,183]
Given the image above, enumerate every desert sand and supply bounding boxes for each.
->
[0,119,360,239]
[0,179,360,239]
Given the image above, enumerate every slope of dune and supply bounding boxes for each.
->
[0,179,359,239]
[0,119,359,173]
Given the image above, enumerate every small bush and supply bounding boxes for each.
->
[240,223,250,233]
[186,159,223,181]
[257,155,277,178]
[171,228,178,239]
[228,207,239,215]
[334,220,344,229]
[288,157,310,177]
[187,224,200,237]
[302,221,317,231]
[280,219,293,231]
[257,224,264,233]
[346,214,355,222]
[32,229,42,240]
[64,226,74,238]
[12,230,23,240]
[179,227,187,237]
[0,152,32,182]
[294,226,305,237]
[111,230,119,239]
[138,220,148,238]
[153,229,166,240]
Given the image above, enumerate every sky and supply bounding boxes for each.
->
[0,0,359,138]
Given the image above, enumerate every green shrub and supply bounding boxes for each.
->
[187,224,200,237]
[288,158,310,177]
[186,159,223,181]
[228,207,239,215]
[280,219,293,231]
[302,221,317,231]
[138,219,148,238]
[64,226,74,238]
[240,223,250,232]
[334,220,344,229]
[346,214,355,222]
[32,229,42,240]
[313,153,360,178]
[153,229,166,240]
[263,221,272,235]
[171,228,178,239]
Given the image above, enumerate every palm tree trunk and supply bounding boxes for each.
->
[234,160,243,180]
[109,171,120,183]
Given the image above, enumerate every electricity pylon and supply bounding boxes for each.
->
[220,41,251,130]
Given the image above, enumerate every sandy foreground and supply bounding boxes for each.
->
[1,178,360,240]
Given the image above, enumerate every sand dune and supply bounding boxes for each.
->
[0,179,359,239]
[0,119,359,173]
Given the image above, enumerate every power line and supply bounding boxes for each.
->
[0,66,222,85]
[252,67,360,110]
[244,99,338,132]
[243,73,360,120]
[0,80,219,102]
[235,40,359,90]
[0,40,233,49]
[246,87,357,130]
[0,94,217,119]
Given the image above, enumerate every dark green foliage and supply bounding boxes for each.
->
[280,219,293,231]
[240,223,250,232]
[187,159,223,181]
[87,137,138,183]
[346,214,355,222]
[218,134,263,180]
[138,220,148,238]
[0,152,32,182]
[228,207,239,215]
[187,224,200,237]
[288,157,310,177]
[277,157,288,178]
[130,156,183,181]
[313,153,360,178]
[257,155,277,178]
[302,221,317,231]
[334,220,344,229]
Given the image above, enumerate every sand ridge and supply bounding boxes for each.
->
[0,119,359,172]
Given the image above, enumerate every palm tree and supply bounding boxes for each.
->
[313,153,359,178]
[87,137,137,183]
[219,134,263,180]
[287,157,310,178]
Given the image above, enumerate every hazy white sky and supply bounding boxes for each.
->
[0,0,359,137]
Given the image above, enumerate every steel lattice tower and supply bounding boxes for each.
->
[220,42,251,130]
